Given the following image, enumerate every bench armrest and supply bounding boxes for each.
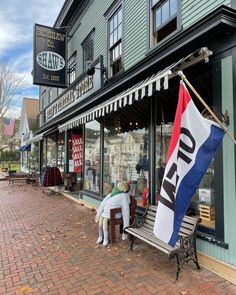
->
[124,215,146,233]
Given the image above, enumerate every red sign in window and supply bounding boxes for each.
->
[72,134,83,173]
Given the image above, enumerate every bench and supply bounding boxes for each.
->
[110,196,137,243]
[9,173,28,185]
[124,204,201,280]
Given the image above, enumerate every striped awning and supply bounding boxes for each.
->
[19,144,31,152]
[58,47,213,132]
[25,133,44,145]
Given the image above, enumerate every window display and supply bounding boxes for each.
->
[47,135,57,167]
[68,128,83,191]
[103,120,149,208]
[57,132,65,173]
[156,123,172,204]
[84,121,101,193]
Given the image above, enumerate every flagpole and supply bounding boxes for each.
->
[178,71,236,145]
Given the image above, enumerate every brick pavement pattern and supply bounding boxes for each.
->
[0,182,235,295]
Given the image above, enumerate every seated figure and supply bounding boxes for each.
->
[95,181,130,246]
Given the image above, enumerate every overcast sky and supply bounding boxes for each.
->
[0,0,65,118]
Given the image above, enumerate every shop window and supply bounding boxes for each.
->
[48,88,53,104]
[68,52,76,85]
[103,110,150,208]
[108,6,123,77]
[82,29,94,71]
[57,132,65,173]
[46,134,57,167]
[42,138,47,169]
[155,122,173,203]
[150,0,179,47]
[84,121,101,193]
[68,128,83,192]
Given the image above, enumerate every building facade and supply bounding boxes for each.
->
[19,98,39,172]
[35,0,236,283]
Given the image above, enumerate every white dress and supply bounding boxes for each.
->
[96,192,130,229]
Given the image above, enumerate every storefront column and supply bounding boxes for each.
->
[150,95,157,204]
[64,130,69,173]
[39,140,43,174]
[100,123,104,197]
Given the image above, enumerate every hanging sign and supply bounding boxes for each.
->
[33,23,67,88]
[72,134,83,173]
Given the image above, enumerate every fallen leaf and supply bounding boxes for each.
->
[19,285,33,292]
[120,271,124,277]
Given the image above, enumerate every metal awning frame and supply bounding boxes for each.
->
[58,47,213,132]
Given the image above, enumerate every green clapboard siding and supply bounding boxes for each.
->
[123,0,147,70]
[182,0,231,29]
[68,0,114,77]
[197,55,236,266]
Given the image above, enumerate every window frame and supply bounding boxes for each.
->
[67,51,77,85]
[82,28,95,71]
[149,0,181,49]
[106,1,123,78]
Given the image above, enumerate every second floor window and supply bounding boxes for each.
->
[68,52,76,85]
[108,6,122,77]
[82,29,95,71]
[151,0,178,46]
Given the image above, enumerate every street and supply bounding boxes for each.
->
[0,181,235,294]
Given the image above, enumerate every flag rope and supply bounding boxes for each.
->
[178,71,236,145]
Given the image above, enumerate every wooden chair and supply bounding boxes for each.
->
[109,196,137,243]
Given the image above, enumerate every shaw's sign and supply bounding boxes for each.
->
[37,51,65,71]
[33,24,67,88]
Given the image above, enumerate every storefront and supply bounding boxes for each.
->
[56,47,222,229]
[34,2,236,283]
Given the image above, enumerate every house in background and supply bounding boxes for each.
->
[19,98,39,172]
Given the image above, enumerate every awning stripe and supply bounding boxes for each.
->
[58,69,171,132]
[58,47,213,132]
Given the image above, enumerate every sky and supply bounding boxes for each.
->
[0,0,65,118]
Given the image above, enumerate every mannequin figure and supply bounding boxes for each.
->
[95,181,130,246]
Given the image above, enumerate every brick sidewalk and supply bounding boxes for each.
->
[0,182,235,295]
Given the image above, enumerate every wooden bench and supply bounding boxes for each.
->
[124,205,201,280]
[9,174,28,185]
[110,196,137,243]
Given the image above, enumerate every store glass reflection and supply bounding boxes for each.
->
[84,121,101,193]
[103,116,149,208]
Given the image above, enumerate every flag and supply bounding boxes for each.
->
[153,82,225,247]
[4,118,16,136]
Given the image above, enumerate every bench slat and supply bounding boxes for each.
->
[146,213,156,220]
[126,227,175,254]
[142,223,154,231]
[183,216,196,225]
[179,228,192,236]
